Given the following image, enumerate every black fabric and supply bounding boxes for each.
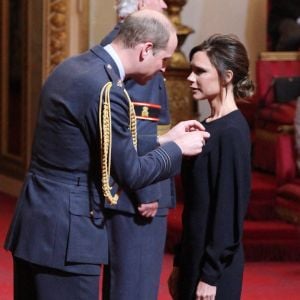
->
[273,76,300,103]
[175,110,251,300]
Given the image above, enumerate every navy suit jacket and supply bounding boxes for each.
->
[5,45,182,275]
[101,24,176,216]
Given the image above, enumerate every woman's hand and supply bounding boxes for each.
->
[195,280,217,300]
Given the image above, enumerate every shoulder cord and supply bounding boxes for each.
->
[99,82,137,205]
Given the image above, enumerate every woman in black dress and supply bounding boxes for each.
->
[168,34,255,300]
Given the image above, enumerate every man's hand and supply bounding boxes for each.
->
[138,202,158,218]
[195,280,217,300]
[174,131,210,156]
[158,120,210,156]
[158,120,206,145]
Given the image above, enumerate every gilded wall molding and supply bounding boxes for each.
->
[44,0,70,78]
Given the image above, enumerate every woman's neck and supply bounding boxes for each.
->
[206,93,238,122]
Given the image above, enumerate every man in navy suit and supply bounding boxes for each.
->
[4,9,209,300]
[101,1,182,300]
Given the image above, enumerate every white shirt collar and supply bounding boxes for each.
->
[103,44,125,81]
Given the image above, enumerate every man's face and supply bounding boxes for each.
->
[140,0,167,12]
[134,32,177,85]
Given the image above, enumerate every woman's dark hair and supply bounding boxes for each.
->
[189,34,255,99]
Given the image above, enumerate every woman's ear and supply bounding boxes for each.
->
[223,70,233,85]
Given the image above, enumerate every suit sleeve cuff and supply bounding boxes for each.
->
[156,142,182,177]
[135,183,161,204]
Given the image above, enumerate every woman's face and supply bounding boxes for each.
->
[187,51,221,101]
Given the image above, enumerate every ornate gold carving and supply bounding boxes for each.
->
[164,1,195,125]
[45,0,70,76]
[165,0,194,69]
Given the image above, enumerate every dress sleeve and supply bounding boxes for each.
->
[200,128,251,285]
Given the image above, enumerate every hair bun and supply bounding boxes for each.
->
[235,77,255,99]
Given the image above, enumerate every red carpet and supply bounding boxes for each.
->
[1,191,300,299]
[0,192,15,300]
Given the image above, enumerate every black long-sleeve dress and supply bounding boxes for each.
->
[175,110,251,300]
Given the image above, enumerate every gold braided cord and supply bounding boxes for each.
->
[99,82,137,205]
[123,88,137,148]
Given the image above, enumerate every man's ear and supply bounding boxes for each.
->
[140,42,153,60]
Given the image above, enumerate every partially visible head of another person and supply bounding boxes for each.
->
[188,34,255,101]
[116,0,167,19]
[113,9,177,84]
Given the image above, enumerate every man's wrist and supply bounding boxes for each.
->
[157,134,169,145]
[157,135,161,146]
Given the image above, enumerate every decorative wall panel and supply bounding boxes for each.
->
[44,0,70,77]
